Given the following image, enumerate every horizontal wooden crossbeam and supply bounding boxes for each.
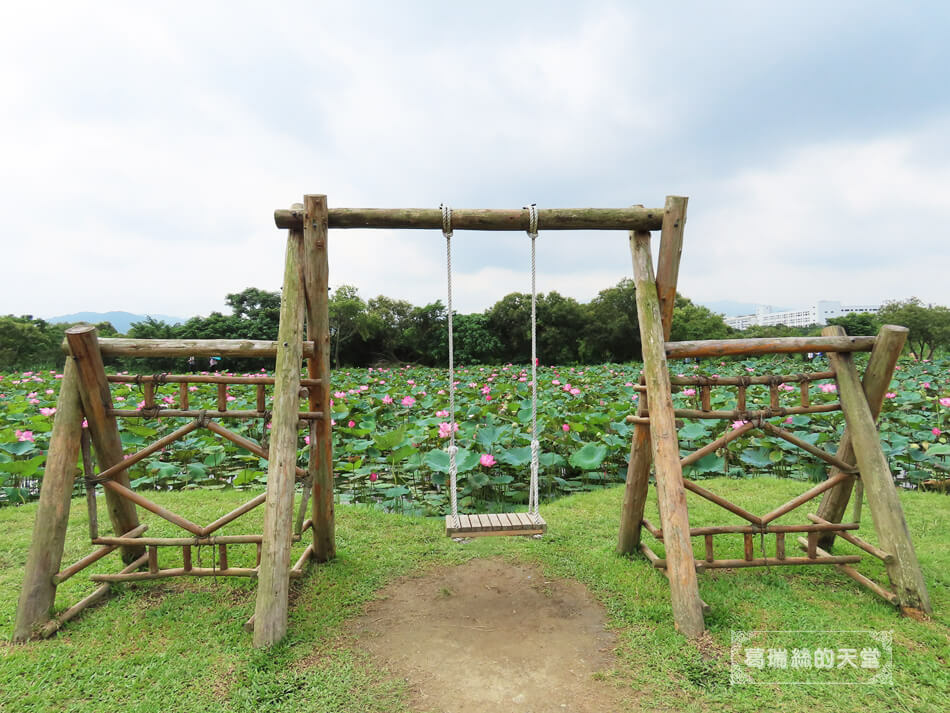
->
[108,409,324,420]
[107,374,322,387]
[54,524,149,584]
[665,336,875,359]
[275,206,665,231]
[642,519,860,539]
[668,371,836,386]
[64,338,317,359]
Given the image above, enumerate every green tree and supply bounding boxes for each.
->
[578,279,640,363]
[878,298,950,360]
[537,291,587,364]
[0,316,65,370]
[328,285,370,367]
[402,301,447,365]
[452,312,501,365]
[669,296,733,342]
[485,293,533,363]
[362,295,415,363]
[224,287,281,339]
[825,312,880,337]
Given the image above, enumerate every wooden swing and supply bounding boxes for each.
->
[441,204,546,537]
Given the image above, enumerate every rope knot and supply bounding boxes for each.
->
[440,203,453,238]
[525,203,538,237]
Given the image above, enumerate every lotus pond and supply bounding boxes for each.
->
[1,355,948,513]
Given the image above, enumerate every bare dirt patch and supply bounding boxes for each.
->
[350,558,629,713]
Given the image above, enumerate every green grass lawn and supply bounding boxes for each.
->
[1,480,948,712]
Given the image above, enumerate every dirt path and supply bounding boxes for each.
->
[350,558,628,713]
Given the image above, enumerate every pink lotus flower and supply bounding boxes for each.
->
[921,382,931,389]
[304,435,310,445]
[570,387,581,396]
[438,422,459,439]
[480,385,491,395]
[401,395,416,407]
[885,392,897,399]
[435,409,449,418]
[552,380,561,386]
[939,397,950,407]
[682,388,696,396]
[785,416,794,423]
[382,395,393,404]
[819,383,837,393]
[370,472,378,482]
[479,453,496,467]
[39,407,56,416]
[731,420,747,430]
[562,423,570,432]
[15,430,34,442]
[347,420,356,428]
[933,428,942,437]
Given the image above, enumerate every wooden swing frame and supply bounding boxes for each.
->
[13,194,931,648]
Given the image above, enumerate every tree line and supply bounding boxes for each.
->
[2,287,947,371]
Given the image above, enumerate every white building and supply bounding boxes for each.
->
[724,301,881,329]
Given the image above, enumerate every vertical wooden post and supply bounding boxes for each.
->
[13,359,84,642]
[302,194,335,562]
[631,228,705,638]
[816,325,906,548]
[830,336,932,614]
[66,326,142,563]
[617,196,687,555]
[253,226,305,647]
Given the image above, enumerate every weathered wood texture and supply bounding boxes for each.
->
[108,409,322,420]
[816,325,906,548]
[831,340,932,613]
[631,230,705,638]
[617,370,652,554]
[63,338,316,359]
[253,227,305,647]
[275,206,665,231]
[796,537,898,605]
[303,195,335,562]
[664,336,875,359]
[445,512,546,537]
[107,374,322,386]
[54,524,148,584]
[617,198,687,555]
[655,197,687,336]
[669,371,835,386]
[13,359,84,642]
[65,327,143,562]
[40,552,150,639]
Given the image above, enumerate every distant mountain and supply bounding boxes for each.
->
[698,300,792,317]
[47,311,185,334]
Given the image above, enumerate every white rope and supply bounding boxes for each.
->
[442,204,459,526]
[527,204,540,519]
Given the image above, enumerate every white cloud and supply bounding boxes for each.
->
[0,1,947,324]
[681,124,950,308]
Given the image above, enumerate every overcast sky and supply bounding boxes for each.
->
[2,1,948,321]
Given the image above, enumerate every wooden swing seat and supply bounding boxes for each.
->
[445,512,546,537]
